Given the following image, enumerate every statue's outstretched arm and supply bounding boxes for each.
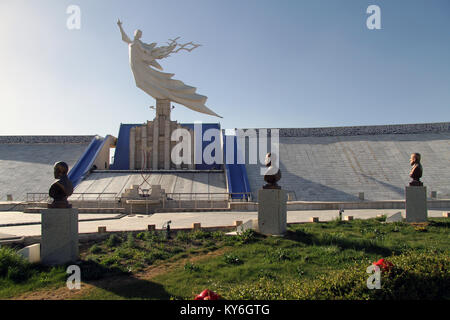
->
[117,19,131,44]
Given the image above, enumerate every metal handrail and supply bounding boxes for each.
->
[26,192,117,201]
[26,191,253,214]
[26,192,122,209]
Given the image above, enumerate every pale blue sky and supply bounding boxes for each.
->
[0,0,449,136]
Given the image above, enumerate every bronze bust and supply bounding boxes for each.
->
[263,152,281,189]
[48,161,74,208]
[409,153,423,186]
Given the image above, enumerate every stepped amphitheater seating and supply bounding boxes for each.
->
[245,125,450,201]
[71,171,227,201]
[1,123,449,204]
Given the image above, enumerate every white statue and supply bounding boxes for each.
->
[117,19,221,118]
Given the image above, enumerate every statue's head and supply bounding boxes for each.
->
[410,153,421,166]
[134,29,142,40]
[53,161,69,179]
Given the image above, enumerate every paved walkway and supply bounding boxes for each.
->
[0,209,447,237]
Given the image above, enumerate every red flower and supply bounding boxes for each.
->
[373,258,394,272]
[194,289,221,300]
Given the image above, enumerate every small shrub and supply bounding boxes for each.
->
[105,234,122,247]
[125,233,137,248]
[257,269,277,280]
[136,232,146,240]
[184,262,200,272]
[101,254,121,267]
[237,229,256,244]
[175,231,190,242]
[89,244,102,254]
[167,246,184,255]
[145,231,166,243]
[296,266,305,277]
[223,254,243,265]
[144,250,169,264]
[211,231,224,241]
[265,248,293,263]
[190,230,211,240]
[115,248,133,260]
[0,247,30,283]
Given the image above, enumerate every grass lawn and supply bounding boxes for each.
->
[1,217,449,300]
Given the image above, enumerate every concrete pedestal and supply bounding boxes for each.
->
[405,186,427,223]
[258,189,287,235]
[41,208,79,265]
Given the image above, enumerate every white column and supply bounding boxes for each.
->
[164,120,171,169]
[153,118,159,169]
[141,124,147,169]
[129,127,135,170]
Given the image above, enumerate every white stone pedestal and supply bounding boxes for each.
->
[41,208,79,265]
[405,186,428,223]
[258,189,287,235]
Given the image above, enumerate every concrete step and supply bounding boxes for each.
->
[154,208,231,213]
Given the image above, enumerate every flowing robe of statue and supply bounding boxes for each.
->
[118,21,221,117]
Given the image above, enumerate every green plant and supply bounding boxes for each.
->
[190,230,211,240]
[223,254,243,265]
[115,248,133,260]
[184,262,200,272]
[143,249,169,265]
[211,231,224,241]
[265,248,293,263]
[105,234,122,247]
[257,269,277,280]
[175,231,190,242]
[237,229,256,244]
[101,254,121,267]
[296,266,305,277]
[125,233,137,248]
[0,247,31,283]
[89,244,102,254]
[136,232,146,240]
[221,250,450,300]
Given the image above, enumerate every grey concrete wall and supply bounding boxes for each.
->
[0,143,90,201]
[245,131,450,201]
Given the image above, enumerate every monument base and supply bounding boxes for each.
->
[258,189,287,235]
[405,186,427,223]
[41,208,79,266]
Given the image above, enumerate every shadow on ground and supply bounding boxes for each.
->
[78,260,173,300]
[284,228,394,256]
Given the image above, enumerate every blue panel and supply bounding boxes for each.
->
[110,122,222,171]
[68,136,108,187]
[181,123,222,170]
[110,123,140,170]
[222,132,251,199]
